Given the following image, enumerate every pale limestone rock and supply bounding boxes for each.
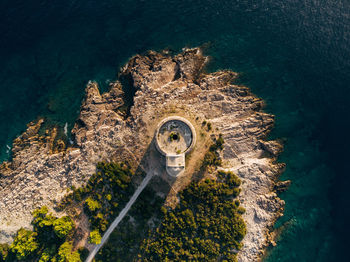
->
[0,47,286,261]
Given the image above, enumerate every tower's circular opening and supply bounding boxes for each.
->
[170,132,179,141]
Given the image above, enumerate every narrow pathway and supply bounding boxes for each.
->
[85,172,154,262]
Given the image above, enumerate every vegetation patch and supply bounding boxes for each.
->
[0,134,246,262]
[0,206,79,262]
[95,132,246,262]
[58,162,135,235]
[140,171,246,262]
[0,162,135,262]
[95,186,165,262]
[0,244,9,261]
[203,134,224,168]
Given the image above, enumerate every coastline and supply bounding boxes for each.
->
[0,47,288,261]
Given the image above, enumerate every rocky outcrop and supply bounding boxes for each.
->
[0,47,286,261]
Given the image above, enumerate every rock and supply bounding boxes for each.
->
[274,180,292,193]
[0,47,286,262]
[259,139,284,157]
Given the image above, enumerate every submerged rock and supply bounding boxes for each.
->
[0,47,286,261]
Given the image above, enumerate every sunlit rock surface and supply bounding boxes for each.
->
[0,48,286,261]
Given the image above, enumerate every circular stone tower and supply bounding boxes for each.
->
[155,116,196,177]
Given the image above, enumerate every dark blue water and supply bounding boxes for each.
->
[0,1,349,261]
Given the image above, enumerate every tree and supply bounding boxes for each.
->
[32,206,55,229]
[85,197,101,212]
[10,228,39,260]
[57,242,81,262]
[53,216,74,238]
[89,230,102,244]
[38,249,52,262]
[0,243,9,261]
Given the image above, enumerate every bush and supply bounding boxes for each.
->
[10,228,39,260]
[38,246,57,262]
[89,230,102,244]
[53,216,74,239]
[0,243,9,261]
[57,241,81,262]
[32,206,55,229]
[209,134,224,152]
[203,151,222,167]
[38,251,50,262]
[207,122,212,131]
[85,197,101,213]
[203,135,225,168]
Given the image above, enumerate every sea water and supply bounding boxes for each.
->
[0,1,349,261]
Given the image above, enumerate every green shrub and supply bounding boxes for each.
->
[57,241,81,262]
[38,251,50,262]
[203,151,222,167]
[38,246,57,262]
[10,228,39,260]
[106,194,112,201]
[85,197,101,213]
[0,243,9,261]
[32,206,55,229]
[89,230,102,244]
[53,216,74,239]
[203,135,225,168]
[209,134,224,152]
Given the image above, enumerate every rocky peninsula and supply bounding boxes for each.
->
[0,47,287,261]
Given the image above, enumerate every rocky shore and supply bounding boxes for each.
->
[0,47,287,261]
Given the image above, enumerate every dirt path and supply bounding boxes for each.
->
[85,171,154,262]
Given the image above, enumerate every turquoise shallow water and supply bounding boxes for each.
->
[0,1,349,261]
